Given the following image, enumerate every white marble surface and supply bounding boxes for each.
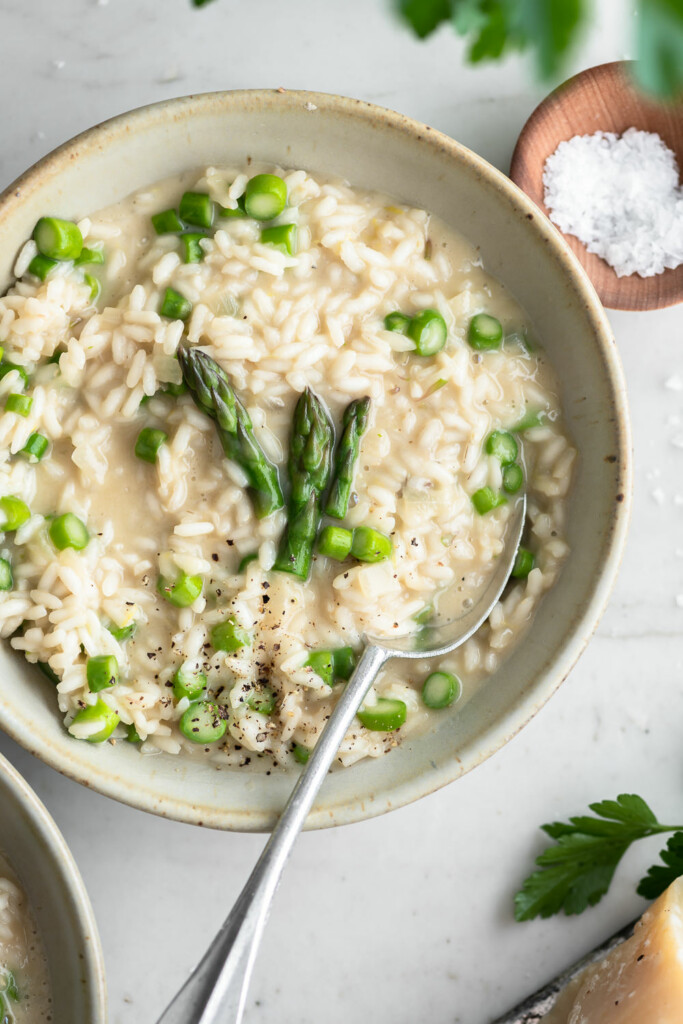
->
[1,1,681,1021]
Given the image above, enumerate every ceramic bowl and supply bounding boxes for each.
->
[0,751,107,1020]
[0,90,631,830]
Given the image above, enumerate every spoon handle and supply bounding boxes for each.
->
[155,643,388,1024]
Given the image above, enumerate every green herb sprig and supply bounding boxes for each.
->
[395,0,682,98]
[515,793,683,921]
[190,1,682,99]
[638,831,683,899]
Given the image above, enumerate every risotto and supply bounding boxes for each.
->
[0,853,51,1021]
[0,165,574,768]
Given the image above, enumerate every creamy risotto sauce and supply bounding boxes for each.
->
[0,165,575,767]
[0,852,51,1021]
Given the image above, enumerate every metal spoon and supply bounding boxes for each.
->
[156,495,526,1024]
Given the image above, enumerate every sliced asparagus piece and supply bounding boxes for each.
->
[177,345,284,518]
[273,388,334,579]
[325,396,371,519]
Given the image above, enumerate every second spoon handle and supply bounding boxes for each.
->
[155,642,389,1024]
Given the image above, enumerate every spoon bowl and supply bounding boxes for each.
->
[510,60,683,311]
[156,496,526,1024]
[368,495,527,657]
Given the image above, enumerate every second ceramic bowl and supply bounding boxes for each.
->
[0,751,106,1021]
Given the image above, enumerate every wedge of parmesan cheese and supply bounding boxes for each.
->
[545,877,683,1023]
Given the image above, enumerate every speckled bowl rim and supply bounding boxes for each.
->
[0,751,107,1018]
[0,89,632,831]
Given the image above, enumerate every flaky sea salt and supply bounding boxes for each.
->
[543,128,683,278]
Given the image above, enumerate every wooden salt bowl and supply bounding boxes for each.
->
[510,61,683,311]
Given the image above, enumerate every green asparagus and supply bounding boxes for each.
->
[273,388,334,579]
[325,396,371,519]
[177,345,284,518]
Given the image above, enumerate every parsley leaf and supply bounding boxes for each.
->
[635,0,683,97]
[397,0,451,38]
[466,2,515,64]
[515,794,679,922]
[451,0,489,35]
[398,0,584,77]
[394,0,683,97]
[637,831,683,900]
[512,0,586,79]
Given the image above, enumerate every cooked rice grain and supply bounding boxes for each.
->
[0,165,574,770]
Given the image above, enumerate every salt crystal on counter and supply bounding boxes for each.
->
[665,375,683,391]
[158,66,182,84]
[543,128,683,278]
